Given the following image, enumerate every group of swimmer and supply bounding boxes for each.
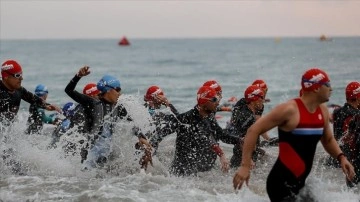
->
[1,59,359,201]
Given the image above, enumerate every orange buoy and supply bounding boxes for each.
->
[118,36,130,46]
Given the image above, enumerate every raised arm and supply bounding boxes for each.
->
[65,66,94,104]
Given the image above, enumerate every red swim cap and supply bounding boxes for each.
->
[244,85,265,102]
[144,85,164,101]
[1,59,23,78]
[345,81,360,100]
[203,80,222,93]
[197,86,217,105]
[301,68,330,91]
[83,83,100,96]
[252,79,267,91]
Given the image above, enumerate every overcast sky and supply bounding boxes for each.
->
[1,1,360,39]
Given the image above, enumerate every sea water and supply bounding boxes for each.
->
[0,37,359,201]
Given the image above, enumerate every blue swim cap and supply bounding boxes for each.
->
[60,119,71,133]
[97,75,121,93]
[34,84,48,96]
[62,102,76,117]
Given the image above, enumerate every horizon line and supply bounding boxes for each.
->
[1,35,359,41]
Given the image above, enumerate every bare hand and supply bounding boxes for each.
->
[219,155,229,173]
[46,104,62,113]
[233,166,251,190]
[137,138,153,170]
[77,66,90,77]
[139,147,153,170]
[155,95,169,107]
[340,157,355,181]
[138,137,152,149]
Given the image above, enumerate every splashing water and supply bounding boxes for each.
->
[1,95,359,202]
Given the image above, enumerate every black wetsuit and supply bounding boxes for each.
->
[64,75,105,162]
[333,103,360,141]
[135,103,179,140]
[226,98,261,167]
[0,80,47,125]
[267,99,324,201]
[83,97,131,168]
[0,80,47,174]
[65,75,132,164]
[65,75,101,134]
[342,114,360,187]
[150,106,238,176]
[326,103,360,167]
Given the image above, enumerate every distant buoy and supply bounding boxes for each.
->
[319,34,332,42]
[274,37,281,43]
[118,36,130,46]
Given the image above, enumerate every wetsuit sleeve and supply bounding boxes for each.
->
[208,116,238,144]
[20,87,47,108]
[168,103,179,116]
[65,75,94,104]
[215,125,239,145]
[116,105,133,121]
[149,115,179,148]
[163,113,176,122]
